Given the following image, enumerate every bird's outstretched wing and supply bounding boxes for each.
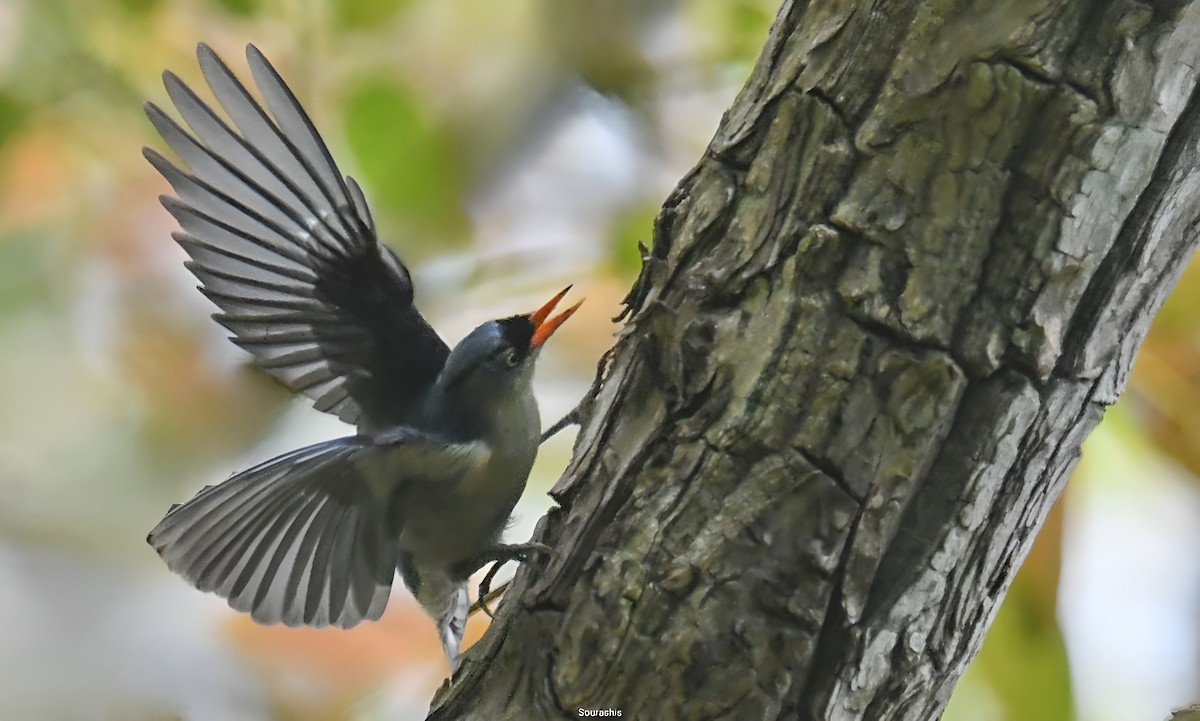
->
[144,43,449,428]
[147,429,490,628]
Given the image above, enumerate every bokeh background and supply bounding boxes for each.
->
[0,1,1195,719]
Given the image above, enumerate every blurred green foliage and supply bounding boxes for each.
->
[215,0,260,18]
[610,202,660,277]
[344,76,465,232]
[334,0,412,29]
[0,231,53,308]
[0,92,28,154]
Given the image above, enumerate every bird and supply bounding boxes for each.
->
[142,42,579,669]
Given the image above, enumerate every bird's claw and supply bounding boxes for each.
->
[540,349,614,444]
[500,541,553,561]
[475,564,507,618]
[465,542,555,618]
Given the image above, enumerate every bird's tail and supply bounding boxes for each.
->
[401,560,470,669]
[147,436,396,628]
[439,584,470,670]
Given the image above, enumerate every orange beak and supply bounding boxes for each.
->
[529,286,583,349]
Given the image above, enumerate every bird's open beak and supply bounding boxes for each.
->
[530,286,583,349]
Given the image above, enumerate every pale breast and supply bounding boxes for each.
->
[396,440,536,565]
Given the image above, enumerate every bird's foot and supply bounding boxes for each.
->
[540,348,614,444]
[457,542,554,618]
[456,541,552,575]
[469,576,510,618]
[474,564,508,619]
[539,410,580,445]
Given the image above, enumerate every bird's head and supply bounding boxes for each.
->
[435,286,581,414]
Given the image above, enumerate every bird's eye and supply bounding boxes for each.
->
[499,348,520,367]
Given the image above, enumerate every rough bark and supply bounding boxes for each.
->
[429,0,1200,719]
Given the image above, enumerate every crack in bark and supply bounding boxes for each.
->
[793,483,873,721]
[796,447,863,504]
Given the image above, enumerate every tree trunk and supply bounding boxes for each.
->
[429,0,1200,719]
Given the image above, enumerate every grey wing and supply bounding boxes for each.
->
[147,429,490,628]
[148,437,395,628]
[144,43,449,428]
